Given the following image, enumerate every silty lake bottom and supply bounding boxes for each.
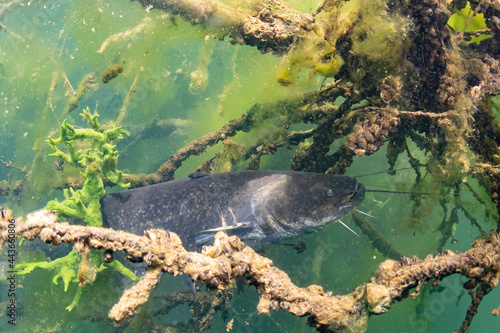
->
[0,0,500,332]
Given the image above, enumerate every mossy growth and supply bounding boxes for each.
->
[277,36,341,86]
[276,0,409,85]
[101,62,125,84]
[347,0,408,65]
[45,107,130,226]
[16,108,138,310]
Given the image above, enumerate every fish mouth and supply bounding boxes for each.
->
[353,182,365,201]
[343,182,365,205]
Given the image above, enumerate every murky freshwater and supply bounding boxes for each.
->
[0,0,499,332]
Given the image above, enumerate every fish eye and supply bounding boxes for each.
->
[327,189,333,197]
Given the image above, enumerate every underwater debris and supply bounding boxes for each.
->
[2,209,500,332]
[149,289,233,331]
[65,73,98,118]
[97,17,152,54]
[136,0,315,55]
[115,73,140,126]
[136,112,256,185]
[0,158,27,197]
[101,62,124,84]
[189,42,213,94]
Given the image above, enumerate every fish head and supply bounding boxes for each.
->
[256,173,365,238]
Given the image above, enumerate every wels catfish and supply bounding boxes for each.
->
[100,170,365,250]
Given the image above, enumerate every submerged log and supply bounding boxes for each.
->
[1,209,499,332]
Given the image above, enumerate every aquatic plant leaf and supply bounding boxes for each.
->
[15,249,79,291]
[103,260,141,283]
[53,262,78,292]
[448,1,492,43]
[66,287,83,312]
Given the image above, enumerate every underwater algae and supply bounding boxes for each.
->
[1,0,500,332]
[12,110,138,315]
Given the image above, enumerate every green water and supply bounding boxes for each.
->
[0,0,499,332]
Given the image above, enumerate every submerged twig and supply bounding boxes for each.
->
[456,282,493,333]
[351,212,401,260]
[115,73,140,126]
[137,112,255,185]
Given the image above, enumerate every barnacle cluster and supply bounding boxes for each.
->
[438,74,462,108]
[380,75,403,104]
[345,108,399,156]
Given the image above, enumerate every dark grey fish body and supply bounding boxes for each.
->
[100,170,365,250]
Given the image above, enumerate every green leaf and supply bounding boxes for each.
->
[448,1,492,44]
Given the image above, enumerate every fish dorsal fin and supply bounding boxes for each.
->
[188,172,210,179]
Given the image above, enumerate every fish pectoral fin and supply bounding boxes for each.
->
[194,233,215,245]
[182,274,197,296]
[197,222,250,234]
[195,223,250,245]
[188,172,210,179]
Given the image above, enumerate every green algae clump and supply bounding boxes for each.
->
[45,107,130,226]
[276,0,410,85]
[15,108,138,312]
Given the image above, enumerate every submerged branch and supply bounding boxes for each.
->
[136,0,316,54]
[135,112,255,185]
[456,282,493,333]
[2,209,500,331]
